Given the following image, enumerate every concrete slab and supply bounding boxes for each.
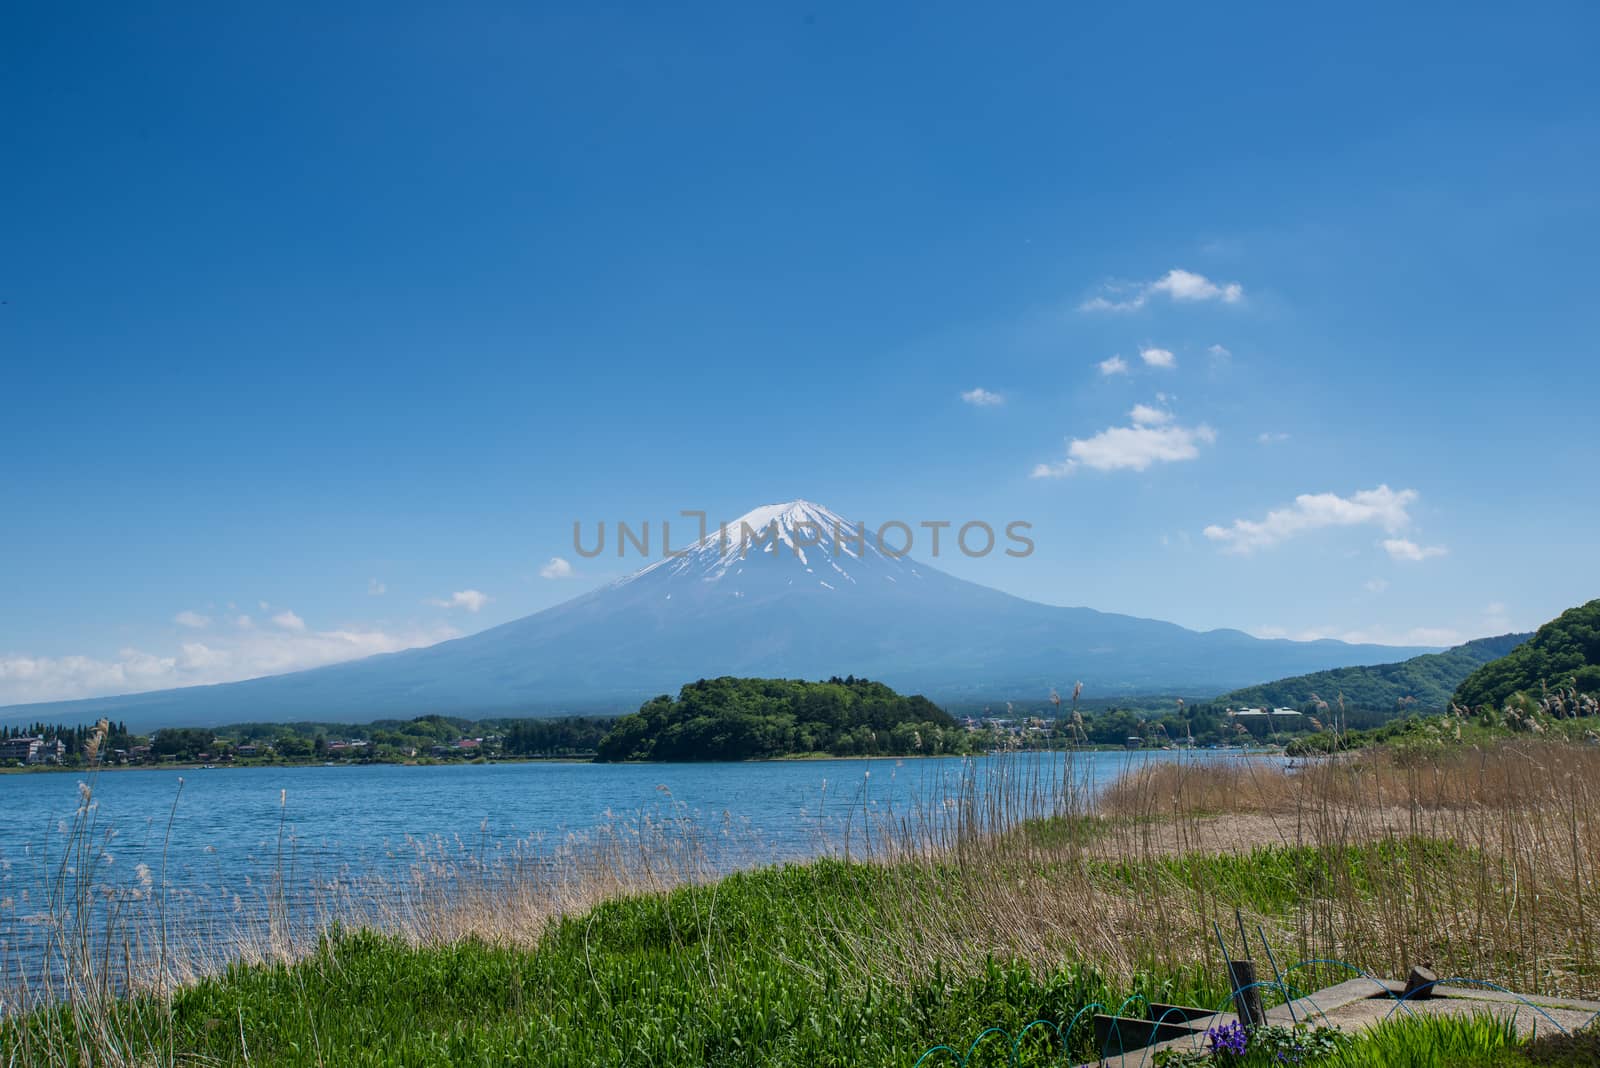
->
[1084,977,1600,1067]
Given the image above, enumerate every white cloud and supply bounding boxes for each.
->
[1250,624,1463,647]
[1257,431,1290,445]
[0,622,460,706]
[1097,355,1129,376]
[1250,603,1515,653]
[271,610,306,631]
[1150,268,1243,304]
[177,641,230,672]
[368,578,387,596]
[539,557,574,579]
[428,589,489,613]
[1128,403,1172,426]
[1383,538,1448,562]
[1203,485,1419,554]
[1364,578,1389,594]
[1032,419,1216,477]
[1079,294,1138,313]
[1080,268,1246,312]
[1139,346,1176,369]
[1208,343,1232,359]
[174,610,211,629]
[960,387,1004,407]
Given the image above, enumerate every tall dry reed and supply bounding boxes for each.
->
[5,739,1598,1066]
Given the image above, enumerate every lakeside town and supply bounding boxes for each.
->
[2,703,1319,772]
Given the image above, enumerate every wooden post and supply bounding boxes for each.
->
[1228,960,1264,1028]
[1402,965,1438,1001]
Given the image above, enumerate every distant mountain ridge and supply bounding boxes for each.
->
[0,500,1442,730]
[1211,632,1532,713]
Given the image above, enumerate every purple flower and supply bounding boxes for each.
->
[1207,1021,1248,1056]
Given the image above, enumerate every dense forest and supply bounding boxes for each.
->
[1453,599,1600,710]
[1209,632,1530,714]
[594,676,972,762]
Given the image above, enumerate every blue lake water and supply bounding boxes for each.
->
[0,750,1234,1000]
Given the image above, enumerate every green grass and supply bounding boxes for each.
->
[0,837,1584,1066]
[1321,1010,1600,1068]
[3,859,1219,1067]
[1089,838,1479,918]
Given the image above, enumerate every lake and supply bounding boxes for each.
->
[0,750,1229,1002]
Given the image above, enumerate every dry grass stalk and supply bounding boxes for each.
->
[4,739,1597,1065]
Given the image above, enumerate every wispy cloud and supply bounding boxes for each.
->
[271,609,306,631]
[0,622,459,706]
[960,387,1004,407]
[539,557,573,579]
[1097,355,1129,376]
[1204,485,1420,554]
[1140,346,1176,369]
[1257,431,1290,445]
[1032,414,1216,477]
[1128,403,1172,426]
[1080,268,1245,312]
[1254,601,1508,649]
[367,578,387,596]
[1250,623,1463,647]
[1364,578,1389,593]
[1383,538,1448,562]
[174,610,211,629]
[427,589,489,612]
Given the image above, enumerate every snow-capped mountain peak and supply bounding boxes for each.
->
[619,499,913,589]
[4,494,1444,726]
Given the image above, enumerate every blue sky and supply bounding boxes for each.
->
[4,2,1598,705]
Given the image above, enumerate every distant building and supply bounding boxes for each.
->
[1,736,42,763]
[0,736,65,764]
[1125,736,1143,749]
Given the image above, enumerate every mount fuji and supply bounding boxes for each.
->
[2,500,1435,728]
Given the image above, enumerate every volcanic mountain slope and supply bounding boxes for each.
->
[1,501,1438,727]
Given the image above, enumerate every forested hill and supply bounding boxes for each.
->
[594,676,968,762]
[1453,599,1600,710]
[1212,632,1531,713]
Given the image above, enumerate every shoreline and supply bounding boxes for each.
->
[5,736,1595,1065]
[0,743,1290,776]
